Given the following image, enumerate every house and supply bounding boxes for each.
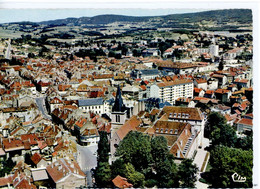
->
[204,90,215,99]
[194,78,207,90]
[142,48,159,57]
[31,152,48,168]
[211,104,231,115]
[234,78,250,89]
[46,158,86,189]
[2,138,25,160]
[112,175,133,189]
[234,118,253,133]
[207,78,218,90]
[194,88,205,97]
[211,74,227,88]
[214,89,231,103]
[175,97,195,107]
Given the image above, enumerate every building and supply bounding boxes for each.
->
[77,98,110,115]
[194,78,207,90]
[234,118,253,133]
[157,106,205,147]
[46,158,86,189]
[131,69,160,80]
[150,79,194,105]
[152,121,198,159]
[110,86,128,159]
[209,44,219,57]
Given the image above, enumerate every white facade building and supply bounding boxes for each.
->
[150,79,194,105]
[209,44,219,57]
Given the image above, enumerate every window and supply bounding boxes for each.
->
[116,115,120,122]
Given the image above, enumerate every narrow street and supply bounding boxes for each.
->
[35,97,52,120]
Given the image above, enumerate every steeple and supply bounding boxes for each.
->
[112,85,125,112]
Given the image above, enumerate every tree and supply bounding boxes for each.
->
[209,145,252,188]
[24,152,34,166]
[115,131,153,173]
[204,112,226,138]
[0,158,15,177]
[125,163,145,187]
[151,136,178,187]
[95,131,111,187]
[210,123,237,147]
[111,158,126,179]
[95,162,112,187]
[218,56,224,70]
[178,159,198,188]
[97,131,109,163]
[236,131,253,150]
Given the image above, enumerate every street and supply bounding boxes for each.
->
[194,136,210,188]
[35,97,52,120]
[77,144,98,187]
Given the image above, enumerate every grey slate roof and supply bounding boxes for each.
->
[78,98,103,107]
[139,69,160,76]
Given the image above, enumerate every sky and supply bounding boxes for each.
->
[0,9,209,23]
[0,0,258,24]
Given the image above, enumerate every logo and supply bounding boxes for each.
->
[232,172,246,183]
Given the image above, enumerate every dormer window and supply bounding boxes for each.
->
[156,128,159,133]
[165,129,168,133]
[160,128,164,133]
[186,114,189,118]
[170,129,173,134]
[178,113,181,118]
[174,129,178,134]
[182,113,185,118]
[174,113,177,118]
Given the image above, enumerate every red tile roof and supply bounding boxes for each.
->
[159,106,203,121]
[31,153,42,165]
[116,116,142,140]
[112,175,133,189]
[46,158,85,183]
[157,79,192,88]
[236,118,253,126]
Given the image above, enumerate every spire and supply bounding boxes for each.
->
[112,85,125,112]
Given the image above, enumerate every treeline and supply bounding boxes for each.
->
[202,112,253,188]
[94,131,199,188]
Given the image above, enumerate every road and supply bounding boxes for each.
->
[77,144,98,187]
[194,136,210,188]
[5,39,11,60]
[35,97,52,120]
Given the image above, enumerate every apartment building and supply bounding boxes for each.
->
[150,79,194,105]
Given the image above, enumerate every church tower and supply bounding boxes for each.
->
[110,85,128,162]
[111,85,127,129]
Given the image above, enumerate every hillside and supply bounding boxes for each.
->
[37,9,252,27]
